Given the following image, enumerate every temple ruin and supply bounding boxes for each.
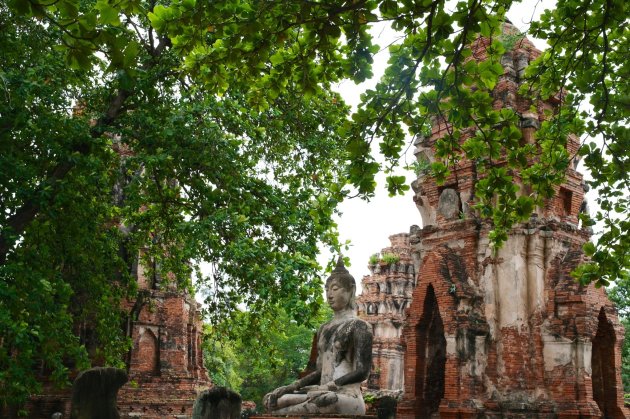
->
[392,22,628,419]
[297,21,629,419]
[13,17,628,419]
[116,250,210,418]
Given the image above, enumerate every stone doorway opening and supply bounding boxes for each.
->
[415,285,446,417]
[591,307,617,418]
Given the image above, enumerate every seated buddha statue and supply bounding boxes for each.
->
[263,257,373,415]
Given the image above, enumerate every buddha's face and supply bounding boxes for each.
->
[326,279,352,312]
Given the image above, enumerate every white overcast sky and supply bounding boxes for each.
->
[321,2,552,282]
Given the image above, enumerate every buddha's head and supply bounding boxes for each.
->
[325,257,356,311]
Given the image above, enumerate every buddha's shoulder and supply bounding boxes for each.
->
[349,317,372,334]
[341,318,373,343]
[320,317,371,333]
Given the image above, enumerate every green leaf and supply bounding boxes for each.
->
[96,1,120,26]
[269,52,284,66]
[514,196,534,220]
[123,41,139,67]
[583,242,596,257]
[479,72,497,90]
[58,0,79,19]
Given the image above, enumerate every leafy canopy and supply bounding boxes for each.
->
[608,281,630,393]
[0,0,359,406]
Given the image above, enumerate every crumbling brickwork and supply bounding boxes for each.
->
[357,233,416,392]
[397,22,628,419]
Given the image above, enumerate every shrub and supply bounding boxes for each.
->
[380,253,400,265]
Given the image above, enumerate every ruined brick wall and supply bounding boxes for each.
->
[357,233,416,391]
[18,137,212,418]
[398,22,628,419]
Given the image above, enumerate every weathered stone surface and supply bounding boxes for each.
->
[192,387,242,419]
[373,395,397,419]
[437,188,460,220]
[264,258,372,416]
[70,367,127,419]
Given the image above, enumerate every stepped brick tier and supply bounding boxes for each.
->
[21,250,210,419]
[397,23,628,418]
[357,233,416,391]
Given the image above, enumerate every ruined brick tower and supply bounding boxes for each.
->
[357,233,416,391]
[17,140,211,418]
[21,249,210,419]
[116,251,210,418]
[397,23,628,418]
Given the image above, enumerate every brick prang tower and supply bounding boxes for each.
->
[397,23,628,418]
[357,233,416,392]
[116,250,211,419]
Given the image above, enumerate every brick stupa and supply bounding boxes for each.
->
[397,23,628,418]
